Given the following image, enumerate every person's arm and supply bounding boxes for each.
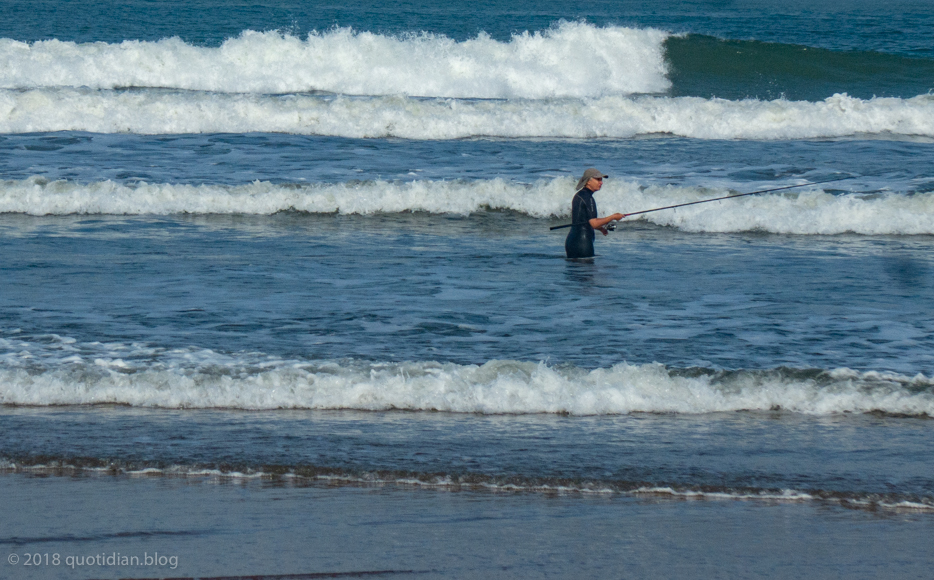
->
[590,213,625,234]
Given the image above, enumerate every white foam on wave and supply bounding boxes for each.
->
[633,487,934,511]
[1,336,932,415]
[3,176,933,235]
[634,487,816,502]
[606,182,934,235]
[0,176,569,216]
[0,23,670,98]
[2,89,932,139]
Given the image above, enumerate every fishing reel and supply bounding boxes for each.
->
[605,223,617,232]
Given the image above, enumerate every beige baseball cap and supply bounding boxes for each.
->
[576,168,608,191]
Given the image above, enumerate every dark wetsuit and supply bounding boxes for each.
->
[565,187,597,258]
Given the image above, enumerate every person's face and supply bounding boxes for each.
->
[587,177,603,191]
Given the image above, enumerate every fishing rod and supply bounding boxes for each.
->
[549,176,852,231]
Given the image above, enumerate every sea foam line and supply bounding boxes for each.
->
[3,460,931,511]
[2,176,933,235]
[2,89,932,139]
[0,23,670,98]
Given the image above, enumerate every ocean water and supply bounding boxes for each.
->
[2,1,934,579]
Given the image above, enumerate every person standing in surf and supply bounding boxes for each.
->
[565,168,625,259]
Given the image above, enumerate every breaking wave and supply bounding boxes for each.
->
[2,22,932,141]
[1,335,932,416]
[0,23,670,98]
[2,176,933,235]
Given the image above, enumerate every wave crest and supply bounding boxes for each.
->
[0,23,670,98]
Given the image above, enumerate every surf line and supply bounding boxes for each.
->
[549,176,853,231]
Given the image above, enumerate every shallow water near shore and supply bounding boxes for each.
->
[3,407,934,507]
[4,471,933,580]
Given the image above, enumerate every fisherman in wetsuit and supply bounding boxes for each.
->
[565,168,625,259]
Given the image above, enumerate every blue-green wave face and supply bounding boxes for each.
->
[666,34,934,101]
